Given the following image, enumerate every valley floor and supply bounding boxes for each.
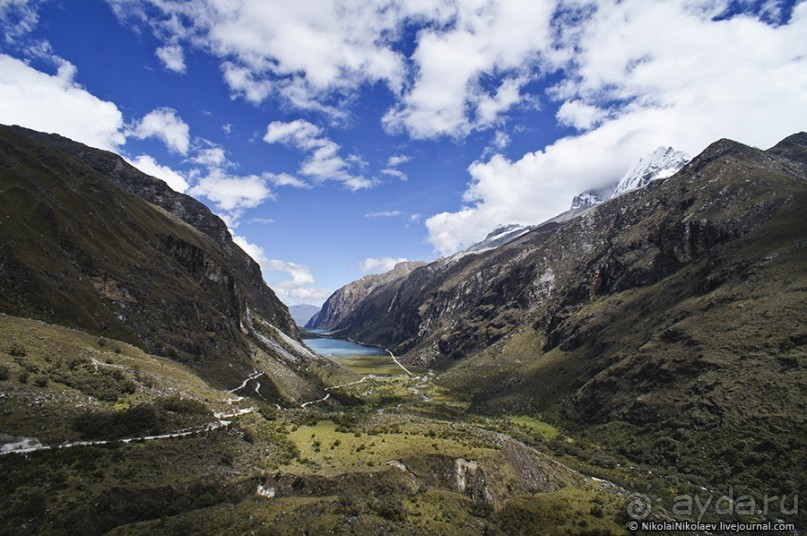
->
[0,315,802,535]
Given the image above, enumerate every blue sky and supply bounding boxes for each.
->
[1,0,805,306]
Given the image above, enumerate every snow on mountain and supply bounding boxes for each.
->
[613,146,691,196]
[570,147,690,210]
[448,224,533,262]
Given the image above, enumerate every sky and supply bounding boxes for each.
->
[1,0,805,307]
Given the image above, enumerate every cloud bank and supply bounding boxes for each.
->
[0,54,125,151]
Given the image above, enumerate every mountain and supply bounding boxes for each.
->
[612,146,690,196]
[570,146,690,210]
[305,261,425,330]
[288,304,321,327]
[323,133,807,502]
[0,124,333,400]
[570,182,618,210]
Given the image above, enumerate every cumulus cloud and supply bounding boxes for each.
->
[426,0,807,255]
[128,154,189,192]
[0,54,125,150]
[155,44,186,73]
[107,0,556,136]
[188,169,274,214]
[131,107,190,154]
[264,119,374,190]
[107,0,415,111]
[360,257,408,273]
[556,100,606,131]
[382,1,557,138]
[190,145,228,167]
[233,234,331,305]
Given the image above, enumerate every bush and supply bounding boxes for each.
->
[73,405,161,440]
[8,342,26,357]
[0,364,9,381]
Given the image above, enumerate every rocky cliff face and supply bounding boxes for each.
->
[306,261,425,330]
[0,125,330,399]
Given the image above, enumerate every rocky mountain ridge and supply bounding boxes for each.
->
[306,261,425,330]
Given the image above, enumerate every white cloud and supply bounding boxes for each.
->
[0,54,125,150]
[188,169,274,213]
[128,154,189,192]
[108,0,416,112]
[265,172,309,189]
[387,154,410,167]
[381,153,410,181]
[426,0,807,255]
[155,44,186,73]
[233,234,332,305]
[263,119,374,190]
[360,256,408,273]
[190,145,228,167]
[365,210,403,218]
[0,0,43,46]
[131,107,190,154]
[381,168,407,181]
[556,100,606,131]
[108,0,557,135]
[264,119,323,148]
[382,1,557,138]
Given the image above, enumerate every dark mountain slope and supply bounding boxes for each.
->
[5,124,298,337]
[0,125,332,399]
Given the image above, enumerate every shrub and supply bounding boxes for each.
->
[8,342,26,357]
[73,405,161,440]
[0,364,9,381]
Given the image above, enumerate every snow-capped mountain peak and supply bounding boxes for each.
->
[569,146,690,210]
[612,146,690,196]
